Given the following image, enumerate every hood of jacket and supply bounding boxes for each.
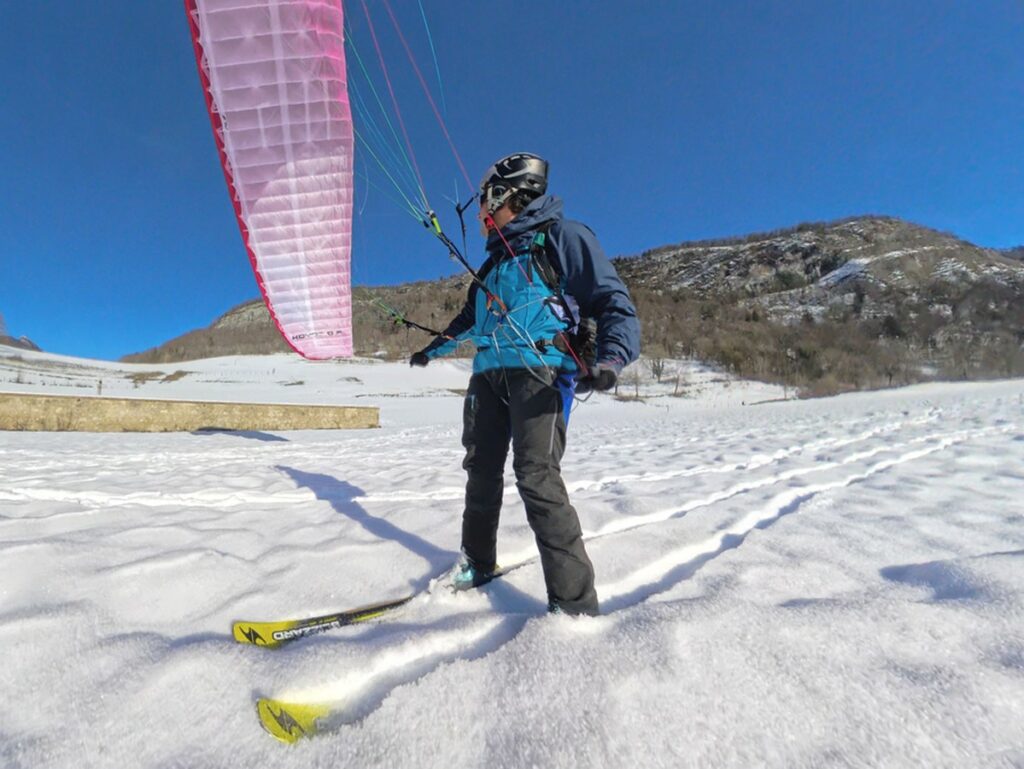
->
[485,195,564,256]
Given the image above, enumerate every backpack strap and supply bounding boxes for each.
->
[529,220,562,293]
[529,221,597,375]
[529,220,579,327]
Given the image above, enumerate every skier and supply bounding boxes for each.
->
[410,153,640,616]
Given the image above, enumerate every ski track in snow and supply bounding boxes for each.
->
[2,367,1024,767]
[255,421,1015,735]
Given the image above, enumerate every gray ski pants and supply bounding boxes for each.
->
[461,368,598,615]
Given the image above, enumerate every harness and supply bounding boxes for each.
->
[526,222,597,373]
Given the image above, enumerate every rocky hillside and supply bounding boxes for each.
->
[1002,246,1024,262]
[0,312,41,353]
[617,216,1024,331]
[121,280,471,364]
[123,216,1024,395]
[0,336,41,353]
[618,217,1022,300]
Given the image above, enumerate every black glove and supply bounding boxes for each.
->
[409,351,430,367]
[576,363,617,394]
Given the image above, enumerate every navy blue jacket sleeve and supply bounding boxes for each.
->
[549,220,641,370]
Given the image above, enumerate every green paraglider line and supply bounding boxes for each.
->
[417,0,448,118]
[348,7,472,250]
[371,298,448,338]
[345,29,425,206]
[353,126,425,220]
[349,79,422,204]
[380,0,474,193]
[358,0,432,212]
[347,3,520,353]
[353,167,423,223]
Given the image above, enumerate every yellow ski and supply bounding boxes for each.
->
[257,698,332,743]
[232,595,414,649]
[249,567,525,742]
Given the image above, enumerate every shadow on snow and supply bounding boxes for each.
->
[276,465,458,592]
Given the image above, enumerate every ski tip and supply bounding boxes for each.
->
[256,698,330,744]
[232,622,283,648]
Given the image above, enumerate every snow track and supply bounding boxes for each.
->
[234,421,1014,738]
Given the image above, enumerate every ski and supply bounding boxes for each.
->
[249,567,521,742]
[233,565,514,650]
[232,595,414,649]
[253,571,505,743]
[257,698,333,743]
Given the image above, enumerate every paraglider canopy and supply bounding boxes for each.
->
[185,0,355,359]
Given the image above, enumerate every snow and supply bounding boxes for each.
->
[817,258,867,287]
[2,346,1023,768]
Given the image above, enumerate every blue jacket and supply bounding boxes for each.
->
[423,195,640,374]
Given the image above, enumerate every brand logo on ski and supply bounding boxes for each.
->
[239,626,265,645]
[273,624,324,642]
[235,571,510,654]
[268,705,306,738]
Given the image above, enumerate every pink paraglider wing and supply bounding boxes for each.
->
[186,0,355,359]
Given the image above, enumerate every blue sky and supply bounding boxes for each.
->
[1,1,1021,360]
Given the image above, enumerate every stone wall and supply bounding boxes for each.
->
[0,393,378,432]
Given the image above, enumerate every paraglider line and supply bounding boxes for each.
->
[346,27,425,205]
[372,298,449,338]
[359,0,431,211]
[353,126,425,219]
[353,168,422,223]
[417,0,448,118]
[380,0,475,192]
[349,78,421,204]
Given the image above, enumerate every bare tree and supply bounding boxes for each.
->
[673,369,688,397]
[0,311,7,339]
[647,356,667,382]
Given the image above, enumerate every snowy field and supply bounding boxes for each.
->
[1,347,1023,768]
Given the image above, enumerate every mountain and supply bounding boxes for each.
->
[123,216,1024,395]
[121,280,471,364]
[615,216,1024,392]
[1,311,41,353]
[0,335,41,352]
[616,215,1024,336]
[617,216,1019,295]
[1001,246,1024,262]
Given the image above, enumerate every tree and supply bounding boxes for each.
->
[647,356,667,382]
[673,369,688,397]
[881,314,904,339]
[0,311,7,338]
[852,285,866,316]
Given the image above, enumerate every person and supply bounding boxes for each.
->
[409,152,640,616]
